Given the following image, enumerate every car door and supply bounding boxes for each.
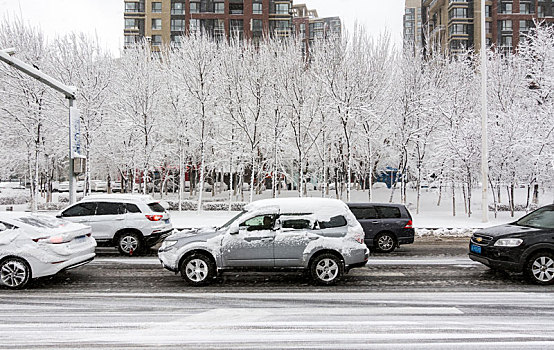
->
[87,202,125,240]
[273,216,317,267]
[221,214,276,268]
[349,206,381,244]
[60,202,97,228]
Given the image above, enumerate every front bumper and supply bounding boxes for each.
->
[158,248,179,272]
[468,252,522,272]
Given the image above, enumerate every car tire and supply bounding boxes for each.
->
[180,253,216,286]
[117,232,143,256]
[0,257,31,290]
[525,252,554,285]
[374,232,396,253]
[310,253,343,285]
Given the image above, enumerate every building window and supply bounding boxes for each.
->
[125,18,138,29]
[253,2,263,15]
[171,35,183,47]
[449,23,467,35]
[486,21,491,34]
[499,2,513,14]
[519,2,533,14]
[152,18,162,30]
[519,20,531,32]
[190,19,200,33]
[152,2,162,13]
[190,2,199,13]
[230,19,244,39]
[171,19,185,31]
[215,2,225,13]
[485,5,492,17]
[501,35,512,48]
[125,2,143,13]
[449,8,468,19]
[538,5,545,17]
[171,2,185,15]
[229,2,243,15]
[151,35,162,45]
[252,19,263,38]
[124,35,136,45]
[299,23,305,38]
[275,3,289,15]
[214,19,225,38]
[500,20,512,31]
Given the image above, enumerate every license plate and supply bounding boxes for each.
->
[164,219,170,224]
[75,236,86,243]
[470,244,481,254]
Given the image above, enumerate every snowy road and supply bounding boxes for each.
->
[1,291,553,349]
[1,239,553,349]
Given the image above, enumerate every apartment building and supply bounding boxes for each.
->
[404,0,424,51]
[421,0,554,55]
[292,4,341,46]
[123,0,294,47]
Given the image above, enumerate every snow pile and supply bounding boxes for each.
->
[416,228,476,238]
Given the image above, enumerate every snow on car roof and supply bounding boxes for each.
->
[245,198,349,215]
[80,194,155,203]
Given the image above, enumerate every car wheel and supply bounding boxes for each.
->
[374,233,396,253]
[117,232,143,256]
[180,253,216,286]
[525,252,554,285]
[310,253,343,285]
[0,258,31,289]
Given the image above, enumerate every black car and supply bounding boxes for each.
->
[347,203,415,253]
[469,205,554,285]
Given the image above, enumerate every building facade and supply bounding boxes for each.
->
[404,0,424,51]
[124,0,294,47]
[421,0,554,55]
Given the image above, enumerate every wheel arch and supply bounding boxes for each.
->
[112,228,144,246]
[0,255,33,279]
[307,249,345,269]
[178,249,218,272]
[522,245,554,266]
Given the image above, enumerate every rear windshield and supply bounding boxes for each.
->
[319,215,347,229]
[148,202,166,213]
[15,216,65,229]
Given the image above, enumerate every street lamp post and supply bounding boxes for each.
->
[480,0,489,223]
[0,48,79,205]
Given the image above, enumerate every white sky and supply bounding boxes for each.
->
[0,0,404,55]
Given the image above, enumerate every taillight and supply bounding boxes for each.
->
[404,220,413,229]
[86,233,92,237]
[33,236,64,244]
[146,215,163,221]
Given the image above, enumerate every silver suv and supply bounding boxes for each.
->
[58,194,172,256]
[159,198,369,285]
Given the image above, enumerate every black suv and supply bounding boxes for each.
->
[347,203,414,253]
[469,205,554,285]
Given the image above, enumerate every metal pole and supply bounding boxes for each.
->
[69,99,77,205]
[480,0,489,223]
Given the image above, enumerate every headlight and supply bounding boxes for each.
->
[160,240,178,251]
[494,238,523,247]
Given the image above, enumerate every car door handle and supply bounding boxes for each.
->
[261,237,274,242]
[307,235,320,240]
[244,237,262,242]
[371,221,379,224]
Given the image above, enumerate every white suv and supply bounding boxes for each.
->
[58,194,173,256]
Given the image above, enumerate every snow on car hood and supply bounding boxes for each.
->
[475,224,544,238]
[168,227,221,241]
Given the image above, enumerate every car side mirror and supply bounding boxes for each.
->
[56,214,62,219]
[229,227,240,235]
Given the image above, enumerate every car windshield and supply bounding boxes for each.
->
[515,207,554,229]
[218,211,246,230]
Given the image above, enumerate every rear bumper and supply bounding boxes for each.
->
[346,247,369,271]
[145,229,174,247]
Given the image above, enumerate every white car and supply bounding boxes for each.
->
[58,194,173,256]
[0,213,96,289]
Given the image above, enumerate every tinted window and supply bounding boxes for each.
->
[319,215,347,229]
[63,202,97,217]
[0,221,16,231]
[96,202,124,215]
[282,219,311,230]
[350,207,378,220]
[126,203,141,213]
[148,202,165,213]
[240,215,275,231]
[516,207,554,229]
[376,206,401,219]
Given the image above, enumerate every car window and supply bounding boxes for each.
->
[125,203,141,213]
[516,207,554,229]
[96,202,124,215]
[147,202,165,213]
[376,206,401,219]
[62,202,97,217]
[319,215,347,229]
[350,207,378,220]
[240,215,275,231]
[0,221,16,231]
[282,219,311,230]
[219,211,246,230]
